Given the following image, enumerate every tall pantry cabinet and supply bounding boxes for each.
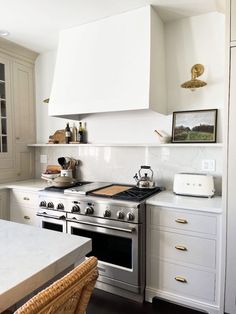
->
[226,0,236,313]
[0,37,38,182]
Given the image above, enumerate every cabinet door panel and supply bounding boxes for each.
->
[149,259,215,302]
[150,206,217,235]
[15,149,35,180]
[13,62,35,143]
[151,230,216,269]
[10,205,37,226]
[11,190,38,206]
[0,54,14,167]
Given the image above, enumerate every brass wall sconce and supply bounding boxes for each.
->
[181,64,207,91]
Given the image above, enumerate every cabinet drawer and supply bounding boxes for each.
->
[151,230,216,268]
[149,259,215,302]
[11,190,38,206]
[150,207,217,235]
[10,205,37,226]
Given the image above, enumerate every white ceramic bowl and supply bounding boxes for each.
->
[41,173,60,180]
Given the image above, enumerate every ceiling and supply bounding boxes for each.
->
[0,0,225,53]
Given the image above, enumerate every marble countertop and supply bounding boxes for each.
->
[147,190,222,213]
[0,179,222,213]
[0,220,92,312]
[0,179,48,191]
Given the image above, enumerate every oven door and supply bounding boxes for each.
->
[67,215,144,292]
[36,209,67,233]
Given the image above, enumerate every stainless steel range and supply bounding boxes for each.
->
[37,181,162,302]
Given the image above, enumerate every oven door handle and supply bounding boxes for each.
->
[67,219,136,233]
[36,212,66,220]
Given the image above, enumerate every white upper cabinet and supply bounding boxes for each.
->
[49,6,167,116]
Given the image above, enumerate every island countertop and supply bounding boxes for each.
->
[0,220,92,312]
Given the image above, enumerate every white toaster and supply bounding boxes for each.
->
[173,173,215,198]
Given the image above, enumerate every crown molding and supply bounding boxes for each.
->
[0,37,39,64]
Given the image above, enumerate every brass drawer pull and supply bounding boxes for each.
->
[175,276,187,283]
[23,197,30,201]
[24,215,30,220]
[175,218,188,224]
[175,245,187,251]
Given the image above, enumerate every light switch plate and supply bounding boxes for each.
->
[40,155,48,164]
[201,159,215,172]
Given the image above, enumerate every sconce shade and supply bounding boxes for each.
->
[181,64,207,90]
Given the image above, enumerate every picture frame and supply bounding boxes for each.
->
[171,109,218,143]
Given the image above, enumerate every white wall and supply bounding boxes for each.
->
[35,12,225,144]
[36,145,223,193]
[34,11,225,193]
[35,50,79,143]
[165,12,225,141]
[166,12,225,113]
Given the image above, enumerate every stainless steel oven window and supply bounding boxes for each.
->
[71,227,132,268]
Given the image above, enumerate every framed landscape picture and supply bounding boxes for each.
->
[172,109,217,143]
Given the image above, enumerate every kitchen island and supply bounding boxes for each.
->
[0,219,92,312]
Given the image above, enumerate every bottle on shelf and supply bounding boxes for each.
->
[71,123,78,142]
[78,122,84,143]
[83,122,87,143]
[65,123,71,144]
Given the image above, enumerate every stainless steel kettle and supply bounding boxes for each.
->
[133,166,155,189]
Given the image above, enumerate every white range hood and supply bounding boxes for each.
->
[49,6,167,117]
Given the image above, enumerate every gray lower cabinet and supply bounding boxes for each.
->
[10,189,38,226]
[146,204,222,314]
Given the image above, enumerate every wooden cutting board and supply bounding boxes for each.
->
[92,185,132,196]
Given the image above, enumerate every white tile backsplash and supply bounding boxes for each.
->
[35,146,223,194]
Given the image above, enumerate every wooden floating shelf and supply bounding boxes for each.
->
[27,143,223,148]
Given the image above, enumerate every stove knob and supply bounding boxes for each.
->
[127,212,135,221]
[57,203,64,210]
[39,200,46,207]
[117,211,125,220]
[47,202,54,209]
[85,206,94,215]
[72,205,80,213]
[103,209,111,218]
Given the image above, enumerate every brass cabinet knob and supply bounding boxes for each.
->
[175,218,188,224]
[23,215,30,220]
[175,276,187,283]
[23,197,30,201]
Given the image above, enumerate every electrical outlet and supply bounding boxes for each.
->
[40,155,48,164]
[201,160,215,172]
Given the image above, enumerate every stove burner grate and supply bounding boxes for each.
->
[114,186,162,202]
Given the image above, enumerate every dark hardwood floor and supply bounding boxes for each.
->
[87,289,205,314]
